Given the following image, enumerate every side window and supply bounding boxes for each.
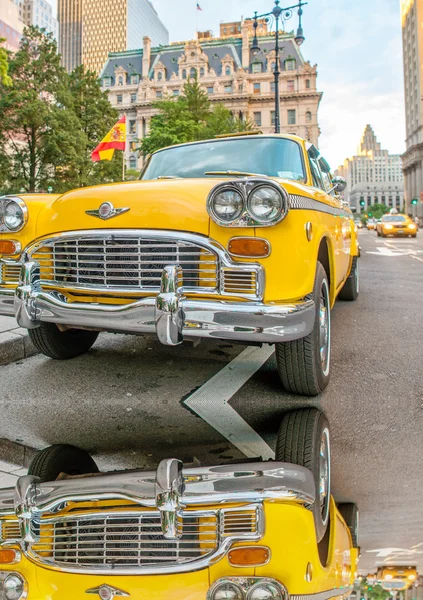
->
[318,156,333,193]
[307,151,325,190]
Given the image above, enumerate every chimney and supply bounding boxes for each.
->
[241,21,250,69]
[143,36,151,78]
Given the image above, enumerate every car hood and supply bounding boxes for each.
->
[35,179,230,237]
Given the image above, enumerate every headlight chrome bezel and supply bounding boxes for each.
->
[0,197,28,233]
[207,179,289,228]
[207,577,288,600]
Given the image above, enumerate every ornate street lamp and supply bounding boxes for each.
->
[248,0,308,134]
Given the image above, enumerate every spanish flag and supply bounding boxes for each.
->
[91,115,126,162]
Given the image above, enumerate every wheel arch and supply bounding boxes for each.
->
[316,235,336,306]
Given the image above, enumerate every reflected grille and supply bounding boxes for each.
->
[0,263,20,285]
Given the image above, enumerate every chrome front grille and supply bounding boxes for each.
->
[30,236,218,293]
[0,262,20,286]
[1,505,262,572]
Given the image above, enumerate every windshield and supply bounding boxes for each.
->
[141,137,306,181]
[382,215,406,222]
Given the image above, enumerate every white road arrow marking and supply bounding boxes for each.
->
[367,247,411,256]
[183,345,275,460]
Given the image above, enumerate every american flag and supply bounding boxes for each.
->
[197,3,202,10]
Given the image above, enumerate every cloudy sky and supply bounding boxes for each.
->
[152,0,406,169]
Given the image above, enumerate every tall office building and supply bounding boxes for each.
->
[58,0,169,74]
[0,0,24,52]
[401,0,423,217]
[20,0,58,41]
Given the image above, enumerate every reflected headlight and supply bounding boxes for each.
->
[247,185,287,224]
[211,189,244,223]
[0,197,28,232]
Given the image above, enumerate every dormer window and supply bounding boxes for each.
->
[130,74,139,85]
[285,58,296,71]
[118,76,124,85]
[200,67,205,77]
[157,72,163,81]
[103,77,111,87]
[190,67,197,78]
[182,69,187,79]
[252,62,262,73]
[225,66,231,76]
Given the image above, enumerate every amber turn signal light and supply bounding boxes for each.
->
[228,238,271,258]
[0,240,20,255]
[0,549,19,564]
[228,546,270,567]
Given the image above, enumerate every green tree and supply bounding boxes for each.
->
[0,27,83,193]
[125,168,141,181]
[0,38,11,87]
[366,203,390,219]
[141,77,255,155]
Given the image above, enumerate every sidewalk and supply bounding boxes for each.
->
[0,316,37,366]
[0,438,35,488]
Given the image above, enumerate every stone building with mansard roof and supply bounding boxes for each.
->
[100,22,322,171]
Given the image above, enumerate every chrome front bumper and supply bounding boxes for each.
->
[0,261,315,345]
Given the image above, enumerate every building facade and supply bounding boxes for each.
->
[335,125,404,213]
[401,0,423,218]
[20,0,58,41]
[58,0,169,74]
[0,0,23,52]
[100,23,322,171]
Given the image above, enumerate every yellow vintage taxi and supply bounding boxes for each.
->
[376,566,418,591]
[0,133,359,396]
[376,212,418,237]
[0,408,359,600]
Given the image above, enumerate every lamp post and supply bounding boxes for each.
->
[249,0,307,134]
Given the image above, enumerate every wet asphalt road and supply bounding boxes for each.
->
[0,230,422,573]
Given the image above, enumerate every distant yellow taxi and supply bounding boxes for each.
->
[0,408,359,600]
[376,212,417,237]
[366,219,377,230]
[376,566,418,591]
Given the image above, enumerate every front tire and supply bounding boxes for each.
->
[338,257,359,301]
[28,322,99,359]
[275,262,330,396]
[276,408,331,542]
[28,444,99,482]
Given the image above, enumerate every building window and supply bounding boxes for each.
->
[287,80,295,92]
[252,62,262,73]
[157,72,163,81]
[306,79,311,89]
[253,112,262,126]
[130,74,139,85]
[287,109,296,125]
[156,91,162,98]
[396,196,401,205]
[225,66,231,76]
[200,67,205,77]
[306,111,312,122]
[190,67,197,78]
[207,86,214,94]
[253,82,261,94]
[129,120,136,134]
[285,59,296,71]
[130,141,137,151]
[224,85,232,93]
[103,77,111,87]
[271,110,276,126]
[173,89,180,96]
[117,94,122,104]
[130,93,136,104]
[182,69,187,79]
[129,157,137,169]
[270,82,276,93]
[118,76,124,85]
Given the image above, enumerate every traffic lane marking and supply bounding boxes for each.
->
[183,345,275,460]
[385,241,423,264]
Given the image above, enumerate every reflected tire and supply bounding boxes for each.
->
[338,257,359,302]
[338,503,359,548]
[275,262,330,397]
[28,444,99,482]
[28,322,99,359]
[276,408,330,542]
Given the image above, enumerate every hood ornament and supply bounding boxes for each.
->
[155,458,185,539]
[86,584,130,599]
[86,202,130,220]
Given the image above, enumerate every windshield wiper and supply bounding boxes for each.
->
[204,170,268,178]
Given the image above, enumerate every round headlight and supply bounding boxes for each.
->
[211,582,244,600]
[211,189,244,223]
[3,574,25,600]
[247,186,286,224]
[248,582,283,600]
[4,200,25,231]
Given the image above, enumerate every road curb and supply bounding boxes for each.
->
[0,439,36,489]
[0,327,38,366]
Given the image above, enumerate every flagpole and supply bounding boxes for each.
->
[122,151,125,181]
[196,3,198,39]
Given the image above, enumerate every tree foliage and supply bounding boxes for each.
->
[141,77,255,155]
[363,203,390,219]
[0,38,11,87]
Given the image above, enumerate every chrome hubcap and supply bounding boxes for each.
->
[319,427,330,527]
[355,261,359,294]
[319,280,330,376]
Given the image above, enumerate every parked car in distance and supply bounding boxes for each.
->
[376,213,417,237]
[0,409,359,600]
[0,133,360,396]
[366,218,377,230]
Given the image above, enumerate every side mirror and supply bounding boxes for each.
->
[330,176,347,194]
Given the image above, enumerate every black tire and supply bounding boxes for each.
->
[338,257,359,302]
[275,262,330,396]
[28,322,99,359]
[276,408,330,543]
[28,444,99,482]
[377,230,381,237]
[338,503,359,548]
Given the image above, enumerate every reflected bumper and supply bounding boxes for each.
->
[0,261,315,345]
